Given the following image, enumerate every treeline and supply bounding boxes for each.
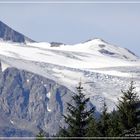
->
[36,81,140,139]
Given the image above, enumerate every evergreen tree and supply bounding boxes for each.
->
[98,102,110,137]
[86,115,99,137]
[61,81,95,137]
[56,126,68,137]
[108,110,122,137]
[117,81,140,135]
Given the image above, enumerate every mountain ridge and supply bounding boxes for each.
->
[0,21,35,43]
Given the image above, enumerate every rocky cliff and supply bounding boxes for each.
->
[0,63,74,136]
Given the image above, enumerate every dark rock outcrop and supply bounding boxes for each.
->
[0,21,34,43]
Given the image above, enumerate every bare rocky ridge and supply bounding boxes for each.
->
[0,21,34,43]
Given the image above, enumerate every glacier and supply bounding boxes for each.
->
[0,38,140,112]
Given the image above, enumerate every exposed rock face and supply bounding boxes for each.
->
[0,66,73,136]
[50,42,64,47]
[0,21,34,43]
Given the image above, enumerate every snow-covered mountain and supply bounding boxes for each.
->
[0,38,140,110]
[0,21,34,43]
[0,21,140,136]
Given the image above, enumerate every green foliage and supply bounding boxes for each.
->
[57,126,69,137]
[97,102,110,137]
[108,110,122,136]
[61,82,95,137]
[117,81,139,133]
[86,115,99,137]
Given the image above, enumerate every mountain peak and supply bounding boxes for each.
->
[84,38,107,44]
[0,20,35,43]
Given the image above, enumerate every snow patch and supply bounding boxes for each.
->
[90,70,132,77]
[47,92,51,99]
[10,120,14,124]
[1,61,10,72]
[47,104,51,112]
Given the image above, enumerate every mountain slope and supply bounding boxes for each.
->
[0,21,35,43]
[0,39,140,112]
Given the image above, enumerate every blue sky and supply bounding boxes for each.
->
[0,2,140,56]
